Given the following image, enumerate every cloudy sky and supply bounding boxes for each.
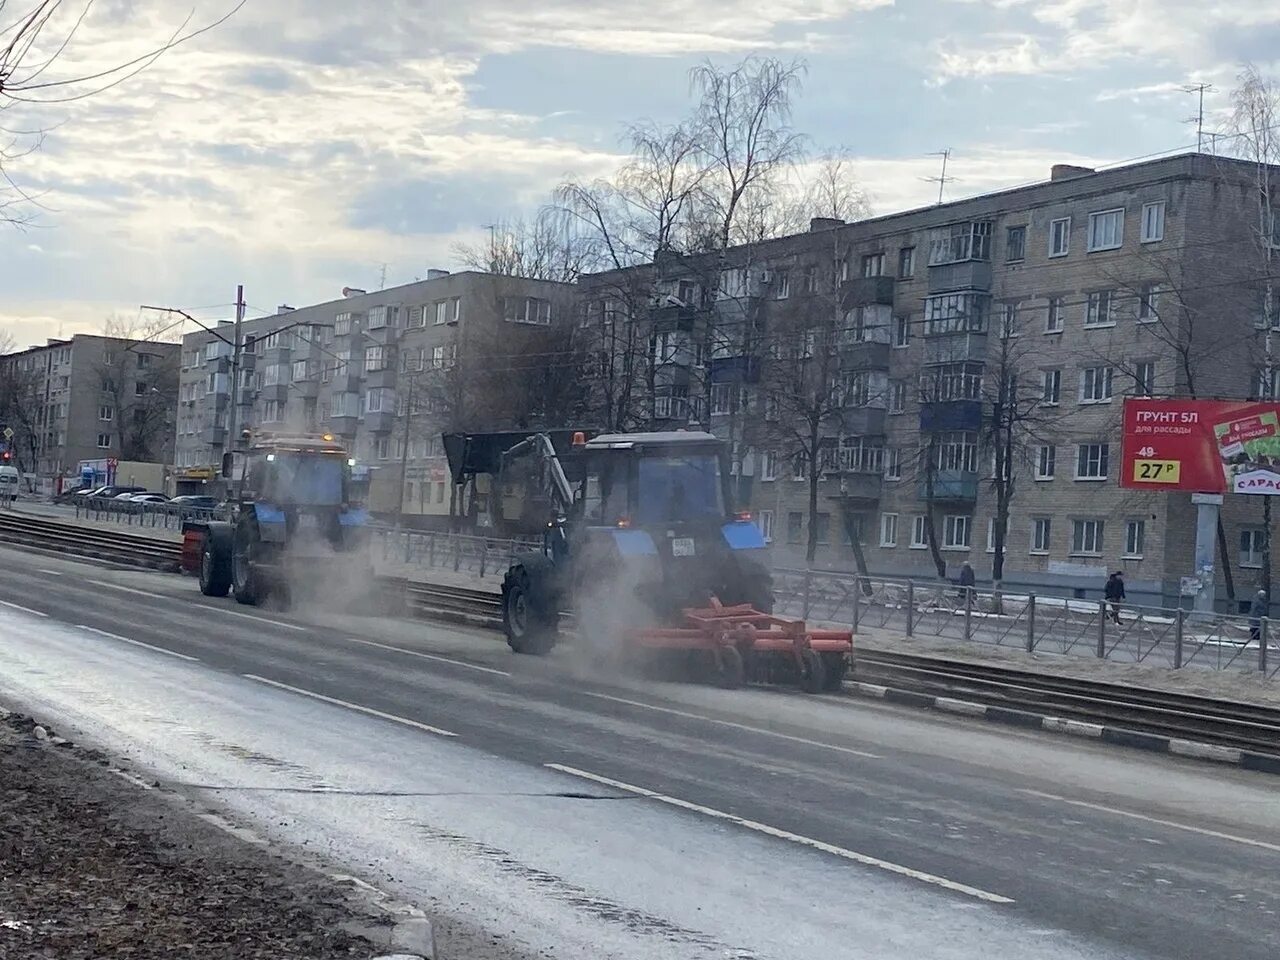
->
[0,0,1275,346]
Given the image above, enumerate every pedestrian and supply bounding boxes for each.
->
[1250,589,1268,644]
[1104,571,1125,624]
[958,561,976,604]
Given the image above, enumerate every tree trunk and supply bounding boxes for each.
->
[1217,516,1236,601]
[1264,496,1274,601]
[839,505,873,596]
[805,444,820,565]
[923,437,947,579]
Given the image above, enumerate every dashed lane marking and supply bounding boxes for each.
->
[78,624,200,662]
[347,637,512,676]
[243,674,457,738]
[88,579,309,632]
[0,599,47,617]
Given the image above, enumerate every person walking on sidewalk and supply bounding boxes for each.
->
[958,561,976,604]
[1104,571,1125,624]
[1250,589,1269,644]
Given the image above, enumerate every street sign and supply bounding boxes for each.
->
[2,427,12,440]
[1121,398,1280,494]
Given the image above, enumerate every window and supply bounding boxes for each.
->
[205,340,229,361]
[103,351,114,366]
[710,383,732,416]
[898,246,915,279]
[1080,366,1113,403]
[928,221,992,265]
[814,512,831,545]
[292,359,311,381]
[1133,361,1155,397]
[334,313,353,336]
[434,301,449,325]
[889,380,907,414]
[943,515,971,550]
[999,302,1019,338]
[263,364,286,386]
[1124,519,1146,558]
[1241,529,1265,568]
[911,515,928,549]
[800,265,817,294]
[1031,518,1051,554]
[760,450,778,481]
[1087,209,1124,252]
[861,253,885,277]
[364,388,392,413]
[98,405,113,421]
[1071,519,1105,556]
[878,513,899,548]
[1049,217,1071,257]
[885,448,902,480]
[1006,225,1026,262]
[1085,290,1115,327]
[757,510,774,543]
[1035,445,1056,480]
[1041,368,1061,405]
[792,452,808,481]
[787,512,804,544]
[893,315,911,347]
[136,353,153,368]
[1141,201,1165,243]
[1138,283,1163,323]
[934,431,979,472]
[430,345,446,369]
[719,267,748,299]
[922,362,983,402]
[367,305,388,329]
[774,270,790,299]
[923,292,988,335]
[134,381,147,397]
[374,436,391,460]
[504,297,552,325]
[262,400,284,423]
[1046,296,1064,333]
[96,433,111,449]
[1075,443,1109,479]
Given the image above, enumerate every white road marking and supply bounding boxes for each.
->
[0,599,47,617]
[348,637,512,676]
[580,690,883,759]
[38,569,64,577]
[89,579,308,632]
[78,625,200,662]
[243,674,457,738]
[1019,789,1280,854]
[545,763,1014,905]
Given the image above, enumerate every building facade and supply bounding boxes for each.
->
[174,271,576,520]
[577,153,1280,610]
[0,334,179,487]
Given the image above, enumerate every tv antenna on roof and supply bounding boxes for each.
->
[1182,82,1215,153]
[922,149,956,205]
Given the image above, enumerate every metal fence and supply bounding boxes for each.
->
[73,498,224,530]
[772,567,1280,678]
[374,528,536,580]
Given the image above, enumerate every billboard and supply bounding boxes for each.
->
[1121,398,1280,494]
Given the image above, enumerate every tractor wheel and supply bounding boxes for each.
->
[820,652,849,692]
[798,648,826,694]
[198,536,231,597]
[713,645,745,689]
[503,566,557,656]
[232,526,264,607]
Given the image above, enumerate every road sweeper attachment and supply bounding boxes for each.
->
[444,428,852,692]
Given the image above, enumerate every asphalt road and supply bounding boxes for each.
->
[1,544,1277,959]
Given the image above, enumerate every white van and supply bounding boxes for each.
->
[0,465,19,500]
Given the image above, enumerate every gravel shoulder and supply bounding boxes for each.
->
[0,709,387,960]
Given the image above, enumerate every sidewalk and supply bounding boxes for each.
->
[0,710,385,959]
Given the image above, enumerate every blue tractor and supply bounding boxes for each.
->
[184,433,372,608]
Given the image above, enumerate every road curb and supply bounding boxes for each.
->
[846,679,1280,776]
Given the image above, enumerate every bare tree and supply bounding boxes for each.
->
[0,1,246,226]
[94,314,180,462]
[0,328,43,475]
[452,207,598,283]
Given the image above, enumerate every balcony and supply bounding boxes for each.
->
[840,406,887,435]
[918,469,979,502]
[292,379,319,399]
[923,333,988,365]
[201,425,226,445]
[363,366,398,389]
[928,260,992,294]
[919,399,983,432]
[259,383,289,405]
[364,410,395,433]
[709,355,760,383]
[825,470,883,502]
[652,303,697,330]
[328,415,358,436]
[330,372,362,393]
[842,275,895,307]
[839,341,890,371]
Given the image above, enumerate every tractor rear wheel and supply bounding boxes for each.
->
[198,535,230,597]
[232,525,265,606]
[503,566,557,656]
[798,648,826,694]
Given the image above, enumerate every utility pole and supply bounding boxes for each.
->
[222,285,246,470]
[396,373,415,533]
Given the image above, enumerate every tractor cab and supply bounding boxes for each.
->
[576,432,729,530]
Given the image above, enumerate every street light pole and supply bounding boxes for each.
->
[223,285,246,465]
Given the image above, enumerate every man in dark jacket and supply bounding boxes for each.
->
[1104,571,1125,624]
[1250,589,1269,643]
[957,561,976,603]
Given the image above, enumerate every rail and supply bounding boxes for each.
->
[0,512,182,571]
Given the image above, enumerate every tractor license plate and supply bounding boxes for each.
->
[671,537,696,557]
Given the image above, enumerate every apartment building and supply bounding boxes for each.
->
[173,271,575,520]
[577,153,1280,609]
[0,334,178,487]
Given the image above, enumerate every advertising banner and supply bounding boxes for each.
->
[1121,398,1280,494]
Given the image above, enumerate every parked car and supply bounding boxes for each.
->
[127,493,170,504]
[168,495,220,510]
[89,485,147,499]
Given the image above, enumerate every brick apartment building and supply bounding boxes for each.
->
[174,271,575,520]
[0,334,178,488]
[577,152,1280,610]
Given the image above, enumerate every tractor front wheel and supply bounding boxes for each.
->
[198,535,230,597]
[232,526,265,607]
[503,567,557,656]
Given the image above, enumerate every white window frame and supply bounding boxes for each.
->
[434,301,449,325]
[1079,366,1113,404]
[943,514,971,550]
[1071,519,1105,557]
[1075,443,1110,480]
[1133,360,1156,397]
[760,450,777,482]
[862,252,885,278]
[757,509,774,543]
[1124,519,1146,559]
[1035,445,1056,480]
[98,405,113,422]
[1031,518,1051,555]
[774,271,790,300]
[1241,528,1265,568]
[710,382,732,416]
[910,514,928,549]
[1049,217,1070,257]
[889,380,907,414]
[96,433,112,449]
[898,247,915,279]
[1046,296,1064,333]
[880,513,898,547]
[885,448,902,481]
[1087,208,1124,252]
[1138,282,1163,323]
[986,517,997,554]
[1141,201,1165,243]
[1084,290,1115,328]
[893,315,911,348]
[1042,368,1062,405]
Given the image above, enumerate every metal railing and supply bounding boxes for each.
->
[772,567,1280,678]
[374,528,536,580]
[73,498,225,530]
